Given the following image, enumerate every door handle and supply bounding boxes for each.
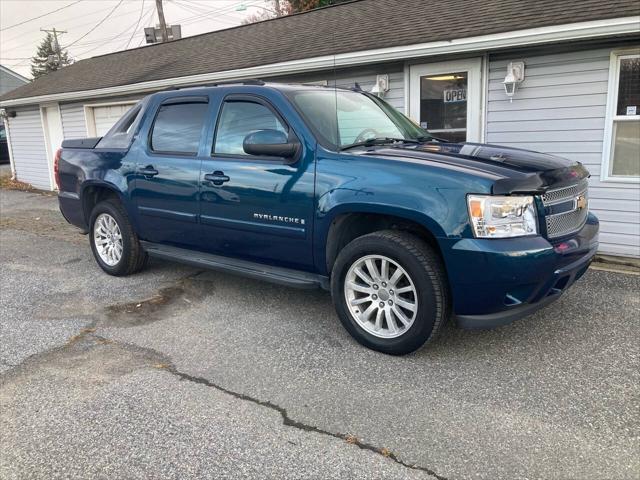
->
[139,165,159,178]
[204,171,230,186]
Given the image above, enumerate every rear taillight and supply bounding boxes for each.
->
[54,148,62,189]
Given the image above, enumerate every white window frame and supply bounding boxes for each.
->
[601,48,640,183]
[408,57,483,143]
[83,100,138,137]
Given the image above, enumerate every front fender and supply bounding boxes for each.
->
[311,150,495,275]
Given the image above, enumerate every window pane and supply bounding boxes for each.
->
[336,93,404,145]
[611,120,640,176]
[97,104,142,149]
[151,102,208,154]
[616,57,640,116]
[288,90,427,149]
[420,71,467,142]
[214,101,286,155]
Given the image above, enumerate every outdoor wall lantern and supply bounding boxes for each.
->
[503,61,525,101]
[371,74,390,97]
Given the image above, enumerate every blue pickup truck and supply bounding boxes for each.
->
[56,81,598,354]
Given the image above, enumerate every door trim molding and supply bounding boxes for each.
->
[138,206,198,222]
[200,214,307,238]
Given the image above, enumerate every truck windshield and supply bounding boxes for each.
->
[287,89,432,150]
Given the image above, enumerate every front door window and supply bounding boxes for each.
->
[419,72,468,143]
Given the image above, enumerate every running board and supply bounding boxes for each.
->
[141,242,329,290]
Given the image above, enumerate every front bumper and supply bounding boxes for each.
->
[440,213,599,329]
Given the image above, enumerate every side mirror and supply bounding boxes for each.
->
[243,129,299,159]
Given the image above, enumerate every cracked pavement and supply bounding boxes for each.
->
[1,188,639,479]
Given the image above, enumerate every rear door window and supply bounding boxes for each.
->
[150,100,208,155]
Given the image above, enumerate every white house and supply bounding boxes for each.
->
[1,0,638,257]
[0,65,28,96]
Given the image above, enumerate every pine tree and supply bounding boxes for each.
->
[30,32,72,79]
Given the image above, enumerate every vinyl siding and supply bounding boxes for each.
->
[60,94,142,140]
[328,71,405,113]
[5,106,50,190]
[487,48,640,258]
[275,65,405,113]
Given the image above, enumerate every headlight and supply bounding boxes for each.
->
[467,195,537,238]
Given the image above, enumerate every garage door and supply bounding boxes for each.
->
[92,104,134,136]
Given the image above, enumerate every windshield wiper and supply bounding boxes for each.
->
[340,137,420,151]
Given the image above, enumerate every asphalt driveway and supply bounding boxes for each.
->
[1,188,638,480]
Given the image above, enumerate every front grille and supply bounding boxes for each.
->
[542,180,589,238]
[541,179,588,205]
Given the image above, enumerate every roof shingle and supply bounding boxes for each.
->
[2,0,639,102]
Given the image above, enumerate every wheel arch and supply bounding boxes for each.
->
[80,181,127,227]
[321,205,447,275]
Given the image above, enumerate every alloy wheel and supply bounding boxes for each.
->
[93,213,123,266]
[344,254,418,338]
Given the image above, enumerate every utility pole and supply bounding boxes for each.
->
[155,0,169,42]
[40,27,67,65]
[273,0,282,16]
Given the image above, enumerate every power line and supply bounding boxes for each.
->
[169,0,242,27]
[125,0,146,49]
[63,0,125,49]
[170,0,260,26]
[136,5,158,48]
[1,3,141,48]
[0,0,84,32]
[71,6,155,58]
[40,27,67,65]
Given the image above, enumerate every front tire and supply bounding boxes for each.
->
[331,230,449,355]
[89,199,147,276]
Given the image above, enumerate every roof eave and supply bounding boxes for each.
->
[2,15,638,107]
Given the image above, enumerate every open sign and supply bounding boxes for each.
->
[444,88,467,103]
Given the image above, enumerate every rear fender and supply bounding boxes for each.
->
[80,180,138,231]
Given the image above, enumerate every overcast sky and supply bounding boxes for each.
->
[1,0,267,78]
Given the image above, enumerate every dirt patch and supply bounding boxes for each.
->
[0,333,168,393]
[106,274,212,327]
[0,209,85,244]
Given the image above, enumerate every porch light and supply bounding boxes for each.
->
[371,74,390,98]
[503,61,525,102]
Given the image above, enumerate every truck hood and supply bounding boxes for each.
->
[361,142,590,194]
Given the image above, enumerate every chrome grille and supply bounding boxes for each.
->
[542,180,589,238]
[541,179,588,205]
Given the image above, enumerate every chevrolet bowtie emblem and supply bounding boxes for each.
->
[576,194,587,210]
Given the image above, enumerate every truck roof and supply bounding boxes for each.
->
[152,80,361,98]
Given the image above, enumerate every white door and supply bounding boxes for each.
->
[91,104,134,136]
[409,58,483,143]
[40,104,64,190]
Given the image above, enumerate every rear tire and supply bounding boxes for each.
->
[89,199,147,276]
[331,230,449,355]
